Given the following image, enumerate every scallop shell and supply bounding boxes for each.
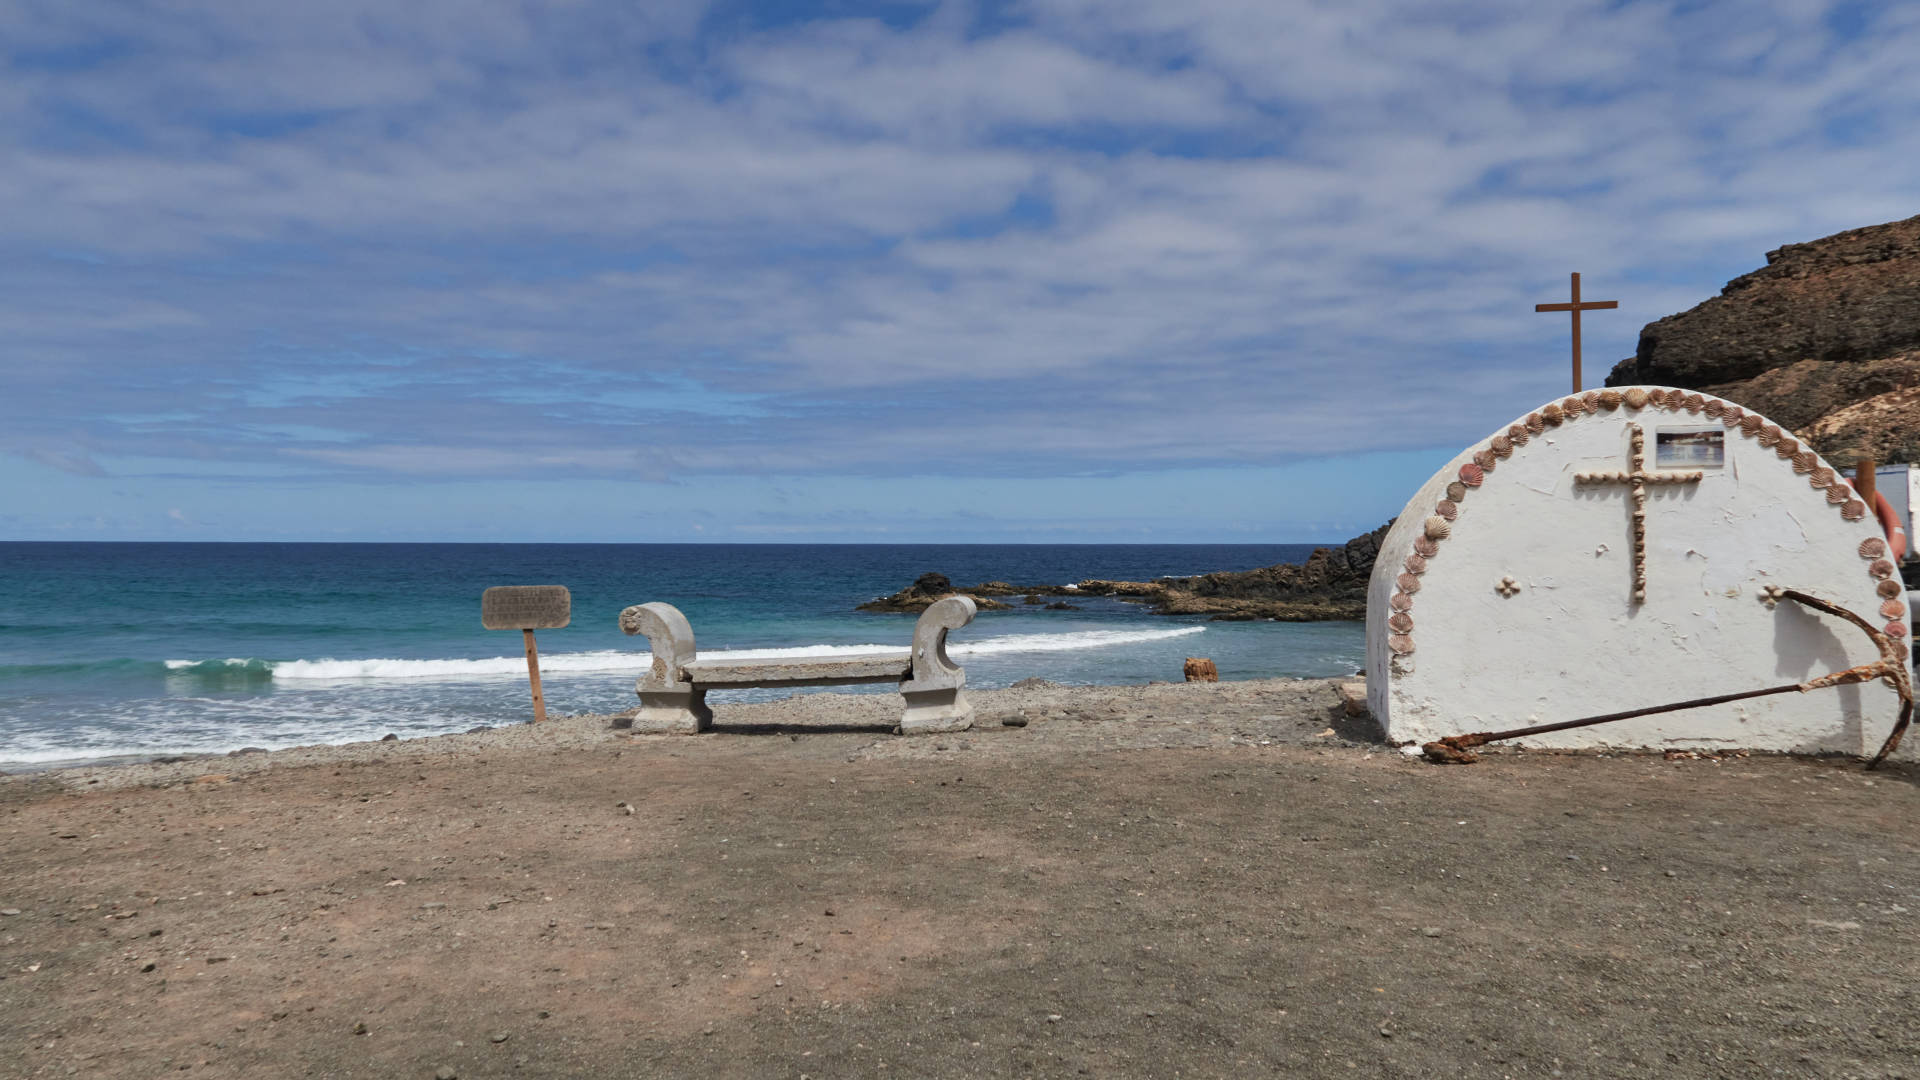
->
[1436,499,1458,522]
[1561,395,1587,416]
[1860,537,1887,559]
[1809,466,1835,489]
[1583,390,1603,409]
[1525,412,1545,434]
[1413,536,1440,558]
[1623,388,1650,409]
[1459,463,1485,487]
[1826,485,1851,505]
[1388,612,1414,634]
[1540,403,1565,426]
[1397,572,1422,594]
[1647,388,1670,408]
[1720,405,1745,427]
[1882,599,1908,620]
[1869,558,1895,579]
[1388,634,1416,656]
[1489,434,1514,458]
[1506,423,1529,446]
[1703,398,1725,418]
[1389,591,1414,612]
[1739,414,1764,436]
[1774,437,1798,458]
[1842,499,1867,522]
[1597,390,1623,410]
[1879,578,1903,599]
[1887,621,1908,640]
[1423,516,1451,541]
[1472,449,1499,471]
[1756,424,1781,447]
[1403,553,1428,575]
[1446,481,1468,502]
[1791,450,1817,474]
[1681,393,1705,413]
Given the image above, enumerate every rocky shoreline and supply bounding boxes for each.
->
[858,524,1389,621]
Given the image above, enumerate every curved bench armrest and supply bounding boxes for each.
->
[619,601,698,690]
[908,595,976,689]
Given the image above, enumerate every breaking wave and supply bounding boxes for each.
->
[155,626,1210,682]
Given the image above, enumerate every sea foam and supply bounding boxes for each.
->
[169,626,1208,683]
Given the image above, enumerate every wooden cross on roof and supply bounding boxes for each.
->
[1536,272,1618,392]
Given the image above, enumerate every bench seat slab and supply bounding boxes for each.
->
[680,654,910,688]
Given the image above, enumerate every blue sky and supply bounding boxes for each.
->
[3,0,1916,542]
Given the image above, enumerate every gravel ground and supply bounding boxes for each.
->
[3,678,1917,1079]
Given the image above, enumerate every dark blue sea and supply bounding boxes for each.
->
[0,543,1364,767]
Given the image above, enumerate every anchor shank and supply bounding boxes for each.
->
[1451,682,1806,748]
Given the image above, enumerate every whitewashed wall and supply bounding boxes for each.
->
[1365,387,1911,758]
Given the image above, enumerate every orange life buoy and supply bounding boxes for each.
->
[1874,491,1907,561]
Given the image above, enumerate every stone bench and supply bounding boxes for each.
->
[617,596,977,735]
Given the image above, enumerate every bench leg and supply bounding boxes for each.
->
[629,687,712,734]
[899,687,973,735]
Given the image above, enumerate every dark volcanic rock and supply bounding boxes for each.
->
[1605,214,1920,465]
[863,523,1391,622]
[856,572,1012,614]
[1143,522,1390,620]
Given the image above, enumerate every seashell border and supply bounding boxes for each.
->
[1382,386,1892,675]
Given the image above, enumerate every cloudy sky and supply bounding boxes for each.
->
[3,0,1915,542]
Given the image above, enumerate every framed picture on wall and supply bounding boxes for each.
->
[1655,428,1726,468]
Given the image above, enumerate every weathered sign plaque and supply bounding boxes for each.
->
[482,585,571,723]
[481,585,571,631]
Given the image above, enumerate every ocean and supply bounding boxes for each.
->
[0,543,1365,768]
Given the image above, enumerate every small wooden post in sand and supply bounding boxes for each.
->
[482,585,572,723]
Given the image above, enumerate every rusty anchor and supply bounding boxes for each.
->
[1422,590,1914,769]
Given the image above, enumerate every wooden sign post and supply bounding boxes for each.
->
[481,585,572,723]
[1535,272,1618,392]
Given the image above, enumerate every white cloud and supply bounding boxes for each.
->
[3,0,1917,504]
[724,20,1240,138]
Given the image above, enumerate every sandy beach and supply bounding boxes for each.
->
[4,678,1918,1079]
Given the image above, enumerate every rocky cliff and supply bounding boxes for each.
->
[863,523,1390,622]
[1605,214,1920,466]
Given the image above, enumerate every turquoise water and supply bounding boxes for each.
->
[0,543,1365,765]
